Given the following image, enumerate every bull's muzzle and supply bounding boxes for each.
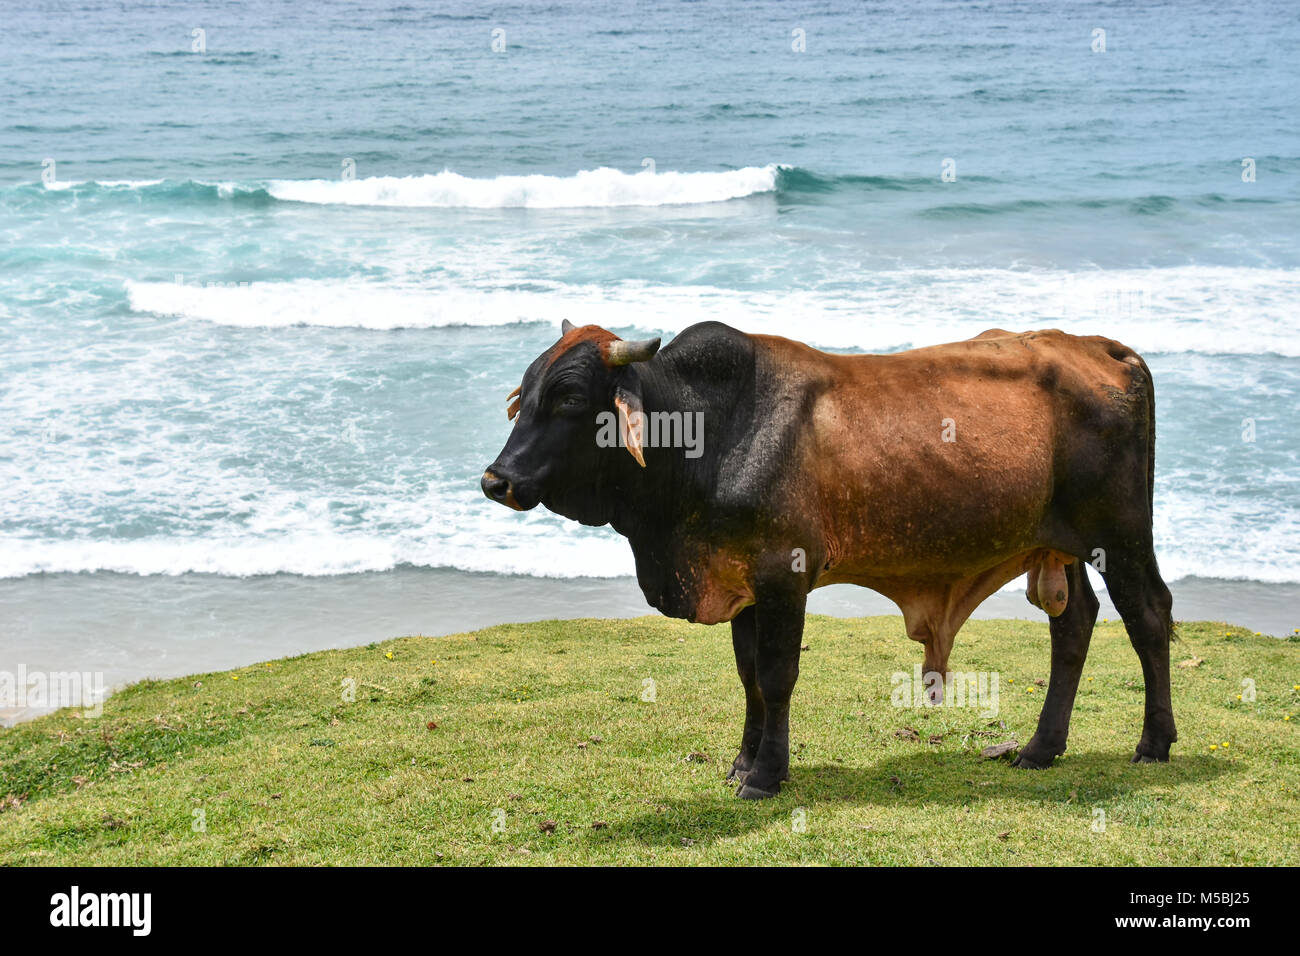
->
[481,469,526,511]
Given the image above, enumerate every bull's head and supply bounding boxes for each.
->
[481,320,661,520]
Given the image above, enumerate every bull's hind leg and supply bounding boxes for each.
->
[727,606,764,783]
[1103,552,1177,762]
[1013,561,1099,769]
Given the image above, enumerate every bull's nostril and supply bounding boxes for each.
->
[481,471,511,502]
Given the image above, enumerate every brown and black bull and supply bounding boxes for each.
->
[483,320,1176,799]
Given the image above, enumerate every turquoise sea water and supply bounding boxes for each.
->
[2,0,1298,597]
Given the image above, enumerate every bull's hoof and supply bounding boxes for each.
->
[1011,748,1057,770]
[1011,733,1064,769]
[726,758,753,784]
[1133,749,1175,764]
[736,783,779,800]
[1010,754,1053,770]
[1131,746,1171,764]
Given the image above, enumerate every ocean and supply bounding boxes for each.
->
[2,0,1298,719]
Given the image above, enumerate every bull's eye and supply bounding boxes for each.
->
[553,394,587,415]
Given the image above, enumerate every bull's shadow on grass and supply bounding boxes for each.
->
[602,750,1231,849]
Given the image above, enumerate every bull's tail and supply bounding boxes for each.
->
[1137,354,1156,523]
[1130,352,1176,641]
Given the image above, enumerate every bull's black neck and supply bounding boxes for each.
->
[605,358,688,539]
[605,326,755,542]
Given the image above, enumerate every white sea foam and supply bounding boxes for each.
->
[125,278,530,329]
[36,168,784,208]
[41,179,165,190]
[0,522,635,580]
[126,266,1300,357]
[3,497,1297,583]
[264,165,784,208]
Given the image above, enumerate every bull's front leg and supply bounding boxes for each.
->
[735,588,807,800]
[727,605,764,783]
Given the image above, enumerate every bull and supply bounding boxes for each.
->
[482,320,1176,798]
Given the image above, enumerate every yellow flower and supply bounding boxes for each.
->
[1284,715,1291,721]
[1236,694,1242,701]
[1027,687,1035,694]
[1221,741,1230,748]
[231,675,239,681]
[1209,744,1218,750]
[384,651,394,660]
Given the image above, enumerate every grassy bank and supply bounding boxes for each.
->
[0,616,1295,865]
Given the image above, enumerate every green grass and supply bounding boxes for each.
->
[1,616,1296,865]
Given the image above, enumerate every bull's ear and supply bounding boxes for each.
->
[613,385,646,468]
[561,319,576,335]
